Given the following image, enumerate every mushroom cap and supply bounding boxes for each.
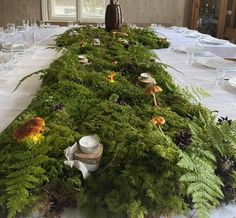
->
[13,117,45,142]
[121,32,128,37]
[145,85,163,95]
[150,116,166,126]
[108,72,117,80]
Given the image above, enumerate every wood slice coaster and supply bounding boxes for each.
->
[73,144,103,164]
[137,76,156,88]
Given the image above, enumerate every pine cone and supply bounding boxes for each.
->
[52,102,64,112]
[218,116,232,126]
[118,99,127,105]
[174,129,192,150]
[122,63,136,75]
[217,157,235,174]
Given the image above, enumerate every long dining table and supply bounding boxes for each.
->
[1,26,236,217]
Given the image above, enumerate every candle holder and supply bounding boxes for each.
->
[93,38,101,46]
[78,55,89,65]
[137,73,157,88]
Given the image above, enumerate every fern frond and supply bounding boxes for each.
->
[12,69,45,93]
[178,86,210,104]
[178,151,223,218]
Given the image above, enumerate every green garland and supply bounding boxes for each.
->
[0,26,236,218]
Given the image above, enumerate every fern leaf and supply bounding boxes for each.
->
[178,151,223,218]
[12,70,45,92]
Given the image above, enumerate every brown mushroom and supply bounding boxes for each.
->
[13,117,45,142]
[145,85,163,107]
[150,116,166,126]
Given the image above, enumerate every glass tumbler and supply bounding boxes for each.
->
[0,43,13,70]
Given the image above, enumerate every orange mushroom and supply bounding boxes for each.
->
[112,60,118,65]
[80,41,88,48]
[150,116,166,126]
[108,72,117,83]
[111,31,118,36]
[145,85,163,107]
[121,32,128,37]
[13,117,45,143]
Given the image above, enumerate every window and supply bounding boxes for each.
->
[50,0,77,19]
[41,0,108,22]
[81,0,106,18]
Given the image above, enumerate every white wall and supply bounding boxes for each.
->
[119,0,189,26]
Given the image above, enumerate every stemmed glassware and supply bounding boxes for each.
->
[215,64,236,86]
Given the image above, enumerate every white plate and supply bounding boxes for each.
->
[2,43,26,52]
[173,46,187,53]
[184,31,201,38]
[174,46,207,53]
[173,46,215,57]
[229,78,236,88]
[200,37,229,45]
[195,57,228,69]
[170,26,188,33]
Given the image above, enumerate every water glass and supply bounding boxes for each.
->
[97,23,105,28]
[6,23,15,33]
[29,18,37,27]
[0,43,13,70]
[150,24,157,28]
[168,41,177,52]
[23,30,35,51]
[39,21,45,27]
[186,50,194,64]
[0,27,4,42]
[215,66,226,85]
[68,21,74,28]
[23,19,29,30]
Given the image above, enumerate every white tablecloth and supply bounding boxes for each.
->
[153,48,236,120]
[154,27,236,59]
[149,26,236,120]
[0,27,67,132]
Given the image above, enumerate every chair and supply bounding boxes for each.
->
[224,28,236,43]
[217,0,236,43]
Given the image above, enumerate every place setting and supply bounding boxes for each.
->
[199,36,230,45]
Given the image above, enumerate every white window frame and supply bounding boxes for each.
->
[41,0,108,23]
